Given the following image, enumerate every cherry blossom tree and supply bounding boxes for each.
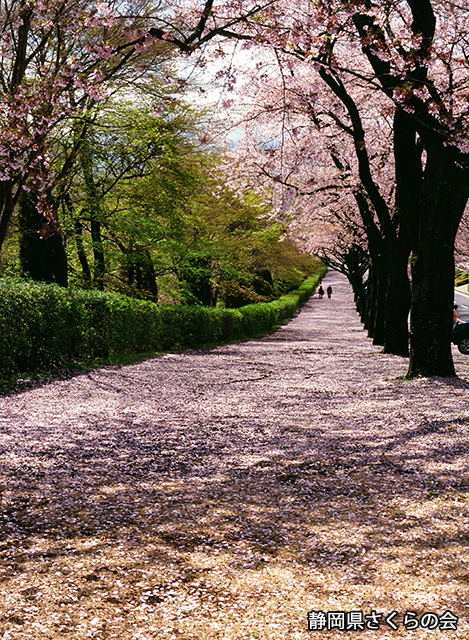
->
[0,0,271,257]
[220,49,411,355]
[292,0,468,377]
[190,0,469,377]
[0,0,162,251]
[343,0,469,377]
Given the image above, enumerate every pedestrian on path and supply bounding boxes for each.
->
[454,304,460,328]
[327,285,332,299]
[318,286,324,299]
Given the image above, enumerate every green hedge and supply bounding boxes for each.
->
[455,268,469,287]
[0,269,324,377]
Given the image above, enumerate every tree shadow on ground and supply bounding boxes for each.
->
[1,408,468,637]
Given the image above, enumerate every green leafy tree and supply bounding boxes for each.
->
[40,86,317,303]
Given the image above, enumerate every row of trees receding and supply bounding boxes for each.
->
[211,0,469,378]
[1,0,469,377]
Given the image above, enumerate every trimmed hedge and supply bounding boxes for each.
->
[0,268,325,377]
[455,268,469,287]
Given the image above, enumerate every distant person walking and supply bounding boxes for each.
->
[454,304,460,328]
[318,286,324,299]
[327,286,332,299]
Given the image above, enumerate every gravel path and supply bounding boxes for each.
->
[1,271,469,639]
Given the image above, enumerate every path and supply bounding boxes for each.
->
[1,272,469,639]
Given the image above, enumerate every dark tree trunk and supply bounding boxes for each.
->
[362,268,373,335]
[380,109,418,358]
[74,219,91,286]
[349,271,367,323]
[0,181,15,252]
[407,145,469,378]
[345,245,369,323]
[363,246,410,355]
[138,248,158,298]
[119,245,158,299]
[408,228,455,377]
[91,218,105,290]
[18,193,67,287]
[383,241,411,356]
[80,139,106,291]
[370,263,386,346]
[364,263,384,344]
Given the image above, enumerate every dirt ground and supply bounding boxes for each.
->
[1,271,469,640]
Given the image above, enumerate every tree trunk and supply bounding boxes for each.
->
[383,241,411,356]
[74,219,91,286]
[80,139,106,290]
[407,145,469,378]
[18,192,68,287]
[371,263,386,346]
[408,227,456,377]
[362,268,373,335]
[138,248,158,298]
[349,271,367,322]
[0,181,15,252]
[91,218,105,290]
[344,245,369,323]
[364,263,385,345]
[380,109,417,357]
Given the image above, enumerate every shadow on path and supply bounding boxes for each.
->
[1,272,469,639]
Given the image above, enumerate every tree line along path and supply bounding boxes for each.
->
[0,271,469,639]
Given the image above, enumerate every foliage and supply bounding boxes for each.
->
[0,268,324,378]
[4,0,469,379]
[0,0,184,254]
[32,93,317,307]
[455,269,469,287]
[0,278,85,376]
